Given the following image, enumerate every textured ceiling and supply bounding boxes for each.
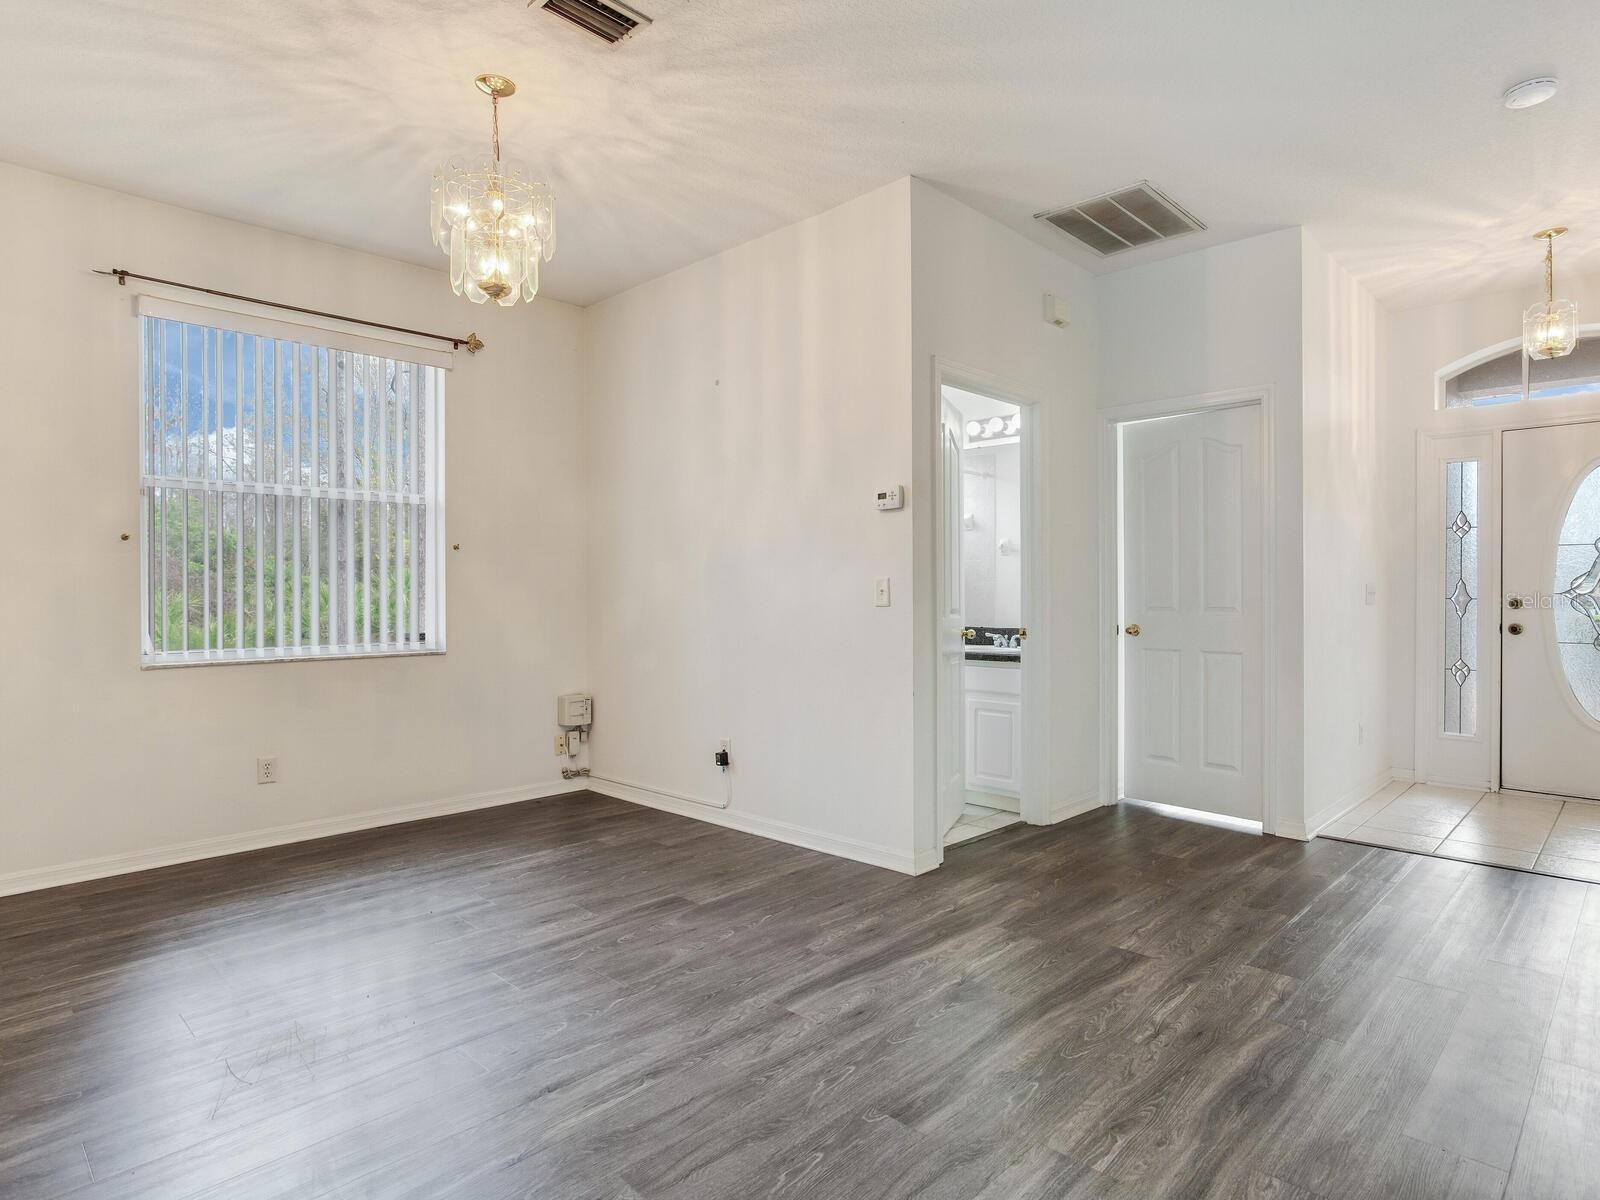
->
[3,0,1597,308]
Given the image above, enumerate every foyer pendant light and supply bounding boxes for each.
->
[430,74,555,306]
[1523,227,1579,360]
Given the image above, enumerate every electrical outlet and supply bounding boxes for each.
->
[256,756,278,784]
[555,734,568,756]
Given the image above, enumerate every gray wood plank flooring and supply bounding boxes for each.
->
[3,792,1598,1199]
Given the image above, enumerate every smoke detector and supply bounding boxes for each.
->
[1034,182,1205,257]
[533,0,651,43]
[1503,78,1558,109]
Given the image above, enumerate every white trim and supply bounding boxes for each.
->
[1047,786,1102,825]
[1097,387,1278,832]
[1306,769,1407,838]
[586,777,924,875]
[135,293,455,370]
[586,772,730,810]
[927,356,1055,870]
[0,781,580,898]
[140,646,445,670]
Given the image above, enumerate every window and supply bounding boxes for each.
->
[1443,335,1600,408]
[139,301,446,665]
[1442,459,1478,735]
[1556,463,1600,721]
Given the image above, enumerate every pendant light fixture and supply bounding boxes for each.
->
[430,75,555,306]
[1523,227,1579,360]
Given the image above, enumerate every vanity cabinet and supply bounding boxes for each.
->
[964,661,1021,798]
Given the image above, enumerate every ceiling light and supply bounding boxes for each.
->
[1524,227,1579,360]
[1503,78,1558,109]
[430,75,555,306]
[966,420,981,438]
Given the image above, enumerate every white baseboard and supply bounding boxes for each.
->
[1047,787,1103,825]
[0,781,582,898]
[585,777,919,875]
[1391,767,1416,783]
[1304,768,1408,839]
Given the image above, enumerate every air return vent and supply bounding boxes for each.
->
[534,0,651,42]
[1035,182,1204,256]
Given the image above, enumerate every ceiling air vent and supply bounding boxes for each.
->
[534,0,651,43]
[1035,182,1204,257]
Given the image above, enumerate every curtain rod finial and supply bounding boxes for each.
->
[464,332,484,354]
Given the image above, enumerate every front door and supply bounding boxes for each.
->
[1120,406,1263,821]
[1502,420,1600,800]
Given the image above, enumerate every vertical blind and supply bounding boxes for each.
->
[139,312,446,664]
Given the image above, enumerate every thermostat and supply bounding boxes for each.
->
[874,484,905,511]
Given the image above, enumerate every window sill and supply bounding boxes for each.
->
[140,646,445,670]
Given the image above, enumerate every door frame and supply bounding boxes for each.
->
[1413,405,1600,794]
[929,358,1051,864]
[1096,387,1280,833]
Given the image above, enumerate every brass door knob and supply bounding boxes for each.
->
[961,628,977,641]
[1508,623,1524,636]
[1125,624,1141,637]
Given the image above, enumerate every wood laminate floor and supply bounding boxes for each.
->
[4,793,1599,1200]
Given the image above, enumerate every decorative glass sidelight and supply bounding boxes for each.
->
[1443,460,1479,735]
[1556,464,1600,721]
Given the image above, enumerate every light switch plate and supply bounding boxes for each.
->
[874,578,891,607]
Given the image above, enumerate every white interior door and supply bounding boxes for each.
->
[1502,420,1600,800]
[1120,406,1263,821]
[937,401,967,838]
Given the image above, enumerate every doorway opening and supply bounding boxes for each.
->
[1105,398,1268,829]
[939,384,1028,848]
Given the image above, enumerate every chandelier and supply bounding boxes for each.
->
[1523,227,1578,360]
[430,75,554,306]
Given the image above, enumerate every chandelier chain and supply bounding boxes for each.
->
[1546,232,1555,308]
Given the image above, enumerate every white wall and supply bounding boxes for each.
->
[1382,272,1600,778]
[909,179,1101,855]
[1301,237,1388,827]
[582,179,919,869]
[1097,228,1309,834]
[0,163,589,891]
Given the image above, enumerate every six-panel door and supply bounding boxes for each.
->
[1120,406,1264,821]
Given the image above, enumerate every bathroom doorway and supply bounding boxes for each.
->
[939,384,1028,847]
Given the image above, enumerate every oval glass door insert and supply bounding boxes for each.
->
[1556,464,1600,721]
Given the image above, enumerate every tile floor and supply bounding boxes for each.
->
[944,801,1023,846]
[1321,780,1600,882]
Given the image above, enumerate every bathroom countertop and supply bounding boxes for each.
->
[965,649,1021,664]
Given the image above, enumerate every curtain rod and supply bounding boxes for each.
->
[94,268,484,354]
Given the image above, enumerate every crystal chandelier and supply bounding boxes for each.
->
[430,75,554,306]
[1523,227,1578,360]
